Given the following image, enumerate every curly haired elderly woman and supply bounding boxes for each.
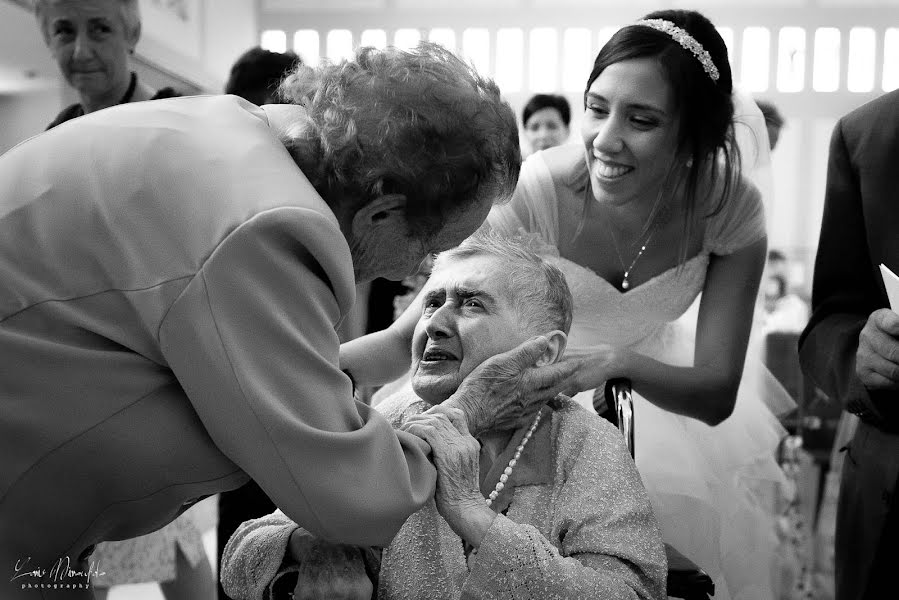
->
[0,43,574,599]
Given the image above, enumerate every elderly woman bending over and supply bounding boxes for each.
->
[0,43,583,599]
[221,233,666,600]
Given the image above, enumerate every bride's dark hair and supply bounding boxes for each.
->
[585,9,741,264]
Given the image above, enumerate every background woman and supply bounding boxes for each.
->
[521,93,571,155]
[342,11,789,599]
[35,0,179,130]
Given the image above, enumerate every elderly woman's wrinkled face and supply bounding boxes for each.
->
[41,0,136,101]
[410,255,530,405]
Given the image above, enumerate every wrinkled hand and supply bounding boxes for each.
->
[288,529,373,600]
[401,411,493,543]
[558,343,620,398]
[856,308,899,391]
[402,411,482,516]
[443,336,578,436]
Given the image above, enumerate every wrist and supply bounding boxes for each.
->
[446,499,496,548]
[444,391,482,435]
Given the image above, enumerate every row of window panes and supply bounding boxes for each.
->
[260,26,899,93]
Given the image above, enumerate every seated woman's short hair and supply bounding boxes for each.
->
[279,42,521,237]
[436,230,573,334]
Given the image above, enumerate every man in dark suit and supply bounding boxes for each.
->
[799,88,899,600]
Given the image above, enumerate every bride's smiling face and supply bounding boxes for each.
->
[581,58,682,209]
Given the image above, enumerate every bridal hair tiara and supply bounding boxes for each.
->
[634,18,721,83]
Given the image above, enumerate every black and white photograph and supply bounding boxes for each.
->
[1,0,897,598]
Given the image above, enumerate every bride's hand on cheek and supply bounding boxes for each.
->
[401,412,495,545]
[559,343,623,394]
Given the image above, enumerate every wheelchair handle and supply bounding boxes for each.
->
[604,378,635,459]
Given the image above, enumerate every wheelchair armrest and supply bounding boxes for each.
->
[665,543,716,599]
[602,378,635,459]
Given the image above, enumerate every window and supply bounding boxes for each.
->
[777,27,806,92]
[260,30,287,54]
[462,28,490,76]
[293,30,320,66]
[529,28,558,93]
[884,28,899,92]
[394,29,421,50]
[326,29,353,62]
[562,28,592,92]
[597,26,618,51]
[847,27,876,92]
[429,28,456,51]
[360,29,387,50]
[813,28,841,92]
[495,28,524,93]
[741,27,771,92]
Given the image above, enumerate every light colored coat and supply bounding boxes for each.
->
[0,96,435,599]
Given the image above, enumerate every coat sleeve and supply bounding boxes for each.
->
[220,510,298,600]
[798,118,889,424]
[158,208,436,547]
[461,416,667,600]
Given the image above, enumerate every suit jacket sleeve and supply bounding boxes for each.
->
[798,118,888,424]
[158,208,436,547]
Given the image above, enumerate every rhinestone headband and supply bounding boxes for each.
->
[634,18,720,82]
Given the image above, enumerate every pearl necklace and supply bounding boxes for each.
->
[485,409,544,507]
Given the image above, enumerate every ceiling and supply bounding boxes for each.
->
[0,0,59,94]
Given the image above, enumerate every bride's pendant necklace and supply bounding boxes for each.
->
[606,219,661,290]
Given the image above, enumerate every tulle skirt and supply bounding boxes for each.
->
[571,306,793,600]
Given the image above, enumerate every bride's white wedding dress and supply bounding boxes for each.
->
[487,146,792,600]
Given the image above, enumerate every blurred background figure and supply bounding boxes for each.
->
[756,98,785,151]
[761,272,810,335]
[521,93,570,154]
[224,45,300,105]
[36,0,178,130]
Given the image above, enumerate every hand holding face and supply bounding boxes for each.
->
[856,308,899,391]
[443,336,577,436]
[557,343,621,397]
[288,529,373,600]
[401,410,495,545]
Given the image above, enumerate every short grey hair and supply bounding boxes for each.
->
[433,230,573,334]
[35,0,142,44]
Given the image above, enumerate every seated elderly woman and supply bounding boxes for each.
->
[221,233,667,600]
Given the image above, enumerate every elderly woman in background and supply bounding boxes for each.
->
[221,233,666,600]
[521,93,571,155]
[36,0,179,130]
[0,43,574,600]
